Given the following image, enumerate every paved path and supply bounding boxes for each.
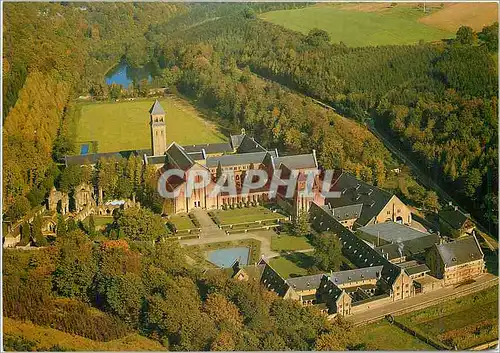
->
[348,273,498,325]
[180,229,279,258]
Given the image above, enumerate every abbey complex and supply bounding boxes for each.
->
[5,100,487,319]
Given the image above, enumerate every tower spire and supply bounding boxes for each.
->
[150,100,167,156]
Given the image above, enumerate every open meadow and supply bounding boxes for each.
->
[260,3,497,47]
[76,96,226,153]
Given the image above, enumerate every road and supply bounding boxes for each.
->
[348,273,498,325]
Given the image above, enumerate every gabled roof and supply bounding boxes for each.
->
[309,202,402,286]
[166,142,195,171]
[286,273,325,292]
[375,233,440,261]
[146,155,167,165]
[260,263,290,297]
[182,143,233,155]
[236,135,267,153]
[149,99,165,115]
[186,151,205,161]
[435,235,483,267]
[326,172,394,227]
[439,207,472,230]
[324,204,363,222]
[274,153,317,170]
[206,151,277,168]
[64,149,151,166]
[230,133,246,150]
[328,266,384,286]
[358,222,429,243]
[404,264,430,276]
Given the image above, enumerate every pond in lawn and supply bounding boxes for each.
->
[207,247,250,268]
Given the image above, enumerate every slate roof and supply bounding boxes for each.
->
[206,151,277,168]
[260,263,290,297]
[374,233,439,261]
[328,204,364,222]
[328,266,384,286]
[326,172,394,227]
[358,222,429,243]
[286,273,325,292]
[375,243,403,261]
[166,143,195,171]
[230,133,246,150]
[182,143,233,155]
[149,99,165,115]
[404,264,430,276]
[186,151,205,161]
[146,155,167,165]
[439,207,471,230]
[236,135,267,153]
[435,235,483,267]
[275,154,317,170]
[65,149,151,166]
[309,202,402,286]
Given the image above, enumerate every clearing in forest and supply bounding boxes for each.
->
[76,96,226,153]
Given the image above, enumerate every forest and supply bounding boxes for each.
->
[145,8,498,233]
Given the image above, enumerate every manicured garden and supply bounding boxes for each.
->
[209,206,288,232]
[397,286,498,349]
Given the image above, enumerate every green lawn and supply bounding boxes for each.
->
[168,214,196,231]
[269,252,317,278]
[77,96,225,153]
[211,207,287,226]
[260,4,453,47]
[398,286,498,349]
[82,216,113,228]
[353,321,434,350]
[271,235,313,252]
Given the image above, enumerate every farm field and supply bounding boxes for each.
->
[3,317,164,351]
[397,286,498,349]
[260,4,453,47]
[260,2,496,47]
[76,96,226,153]
[352,320,434,350]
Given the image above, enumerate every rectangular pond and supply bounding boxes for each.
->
[207,247,250,268]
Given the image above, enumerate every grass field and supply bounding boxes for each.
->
[169,214,196,231]
[271,234,313,252]
[352,320,434,350]
[260,4,454,47]
[82,216,113,228]
[77,96,226,153]
[398,286,498,349]
[210,207,287,226]
[3,317,164,351]
[269,252,316,278]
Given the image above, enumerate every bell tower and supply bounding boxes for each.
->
[149,99,167,156]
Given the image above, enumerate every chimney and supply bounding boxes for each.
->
[454,206,458,211]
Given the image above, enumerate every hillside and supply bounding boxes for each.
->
[3,317,165,351]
